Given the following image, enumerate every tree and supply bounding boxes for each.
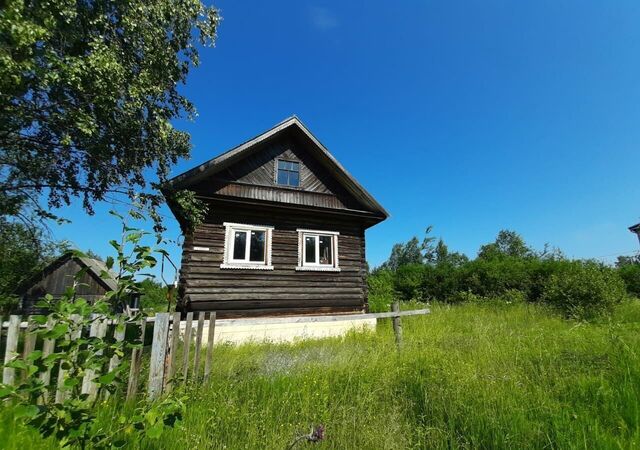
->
[0,0,219,229]
[0,218,65,313]
[478,230,532,260]
[434,238,468,267]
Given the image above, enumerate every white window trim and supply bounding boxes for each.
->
[221,222,274,270]
[296,229,340,272]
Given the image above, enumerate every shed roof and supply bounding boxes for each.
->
[163,116,389,218]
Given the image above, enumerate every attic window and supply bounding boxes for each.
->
[276,160,300,187]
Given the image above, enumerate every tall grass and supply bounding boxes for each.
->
[2,301,640,449]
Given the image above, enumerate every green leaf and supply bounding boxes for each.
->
[98,371,117,385]
[145,422,164,439]
[13,404,40,419]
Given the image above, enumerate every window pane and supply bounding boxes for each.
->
[278,160,287,169]
[291,161,299,171]
[249,230,265,262]
[305,236,316,263]
[277,169,288,185]
[289,171,299,186]
[233,231,246,260]
[319,235,332,265]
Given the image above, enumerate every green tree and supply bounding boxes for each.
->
[0,0,219,229]
[0,218,65,314]
[478,230,532,260]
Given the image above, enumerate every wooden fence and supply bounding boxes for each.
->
[1,305,429,401]
[0,312,216,401]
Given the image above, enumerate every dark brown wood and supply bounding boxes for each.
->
[165,118,387,318]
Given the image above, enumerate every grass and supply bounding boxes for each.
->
[2,300,640,449]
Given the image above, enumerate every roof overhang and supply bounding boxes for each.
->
[162,116,389,219]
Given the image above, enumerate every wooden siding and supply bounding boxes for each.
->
[22,259,109,315]
[179,202,368,318]
[191,132,366,212]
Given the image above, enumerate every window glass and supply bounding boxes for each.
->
[249,230,265,262]
[233,231,246,260]
[305,236,316,263]
[276,159,300,187]
[319,235,332,265]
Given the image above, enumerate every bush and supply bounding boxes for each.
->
[394,264,424,301]
[541,261,626,320]
[367,269,395,312]
[618,264,640,298]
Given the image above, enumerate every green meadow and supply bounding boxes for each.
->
[2,300,640,449]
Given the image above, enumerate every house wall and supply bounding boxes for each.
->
[21,259,109,315]
[179,202,368,318]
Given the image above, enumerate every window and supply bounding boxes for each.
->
[296,229,340,271]
[221,223,273,270]
[276,159,300,187]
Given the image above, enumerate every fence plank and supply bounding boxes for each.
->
[126,317,147,401]
[55,315,82,403]
[82,316,108,400]
[204,312,216,381]
[104,317,126,399]
[148,313,170,400]
[182,312,193,382]
[193,312,205,379]
[39,317,56,387]
[2,315,21,385]
[21,317,37,382]
[165,312,182,392]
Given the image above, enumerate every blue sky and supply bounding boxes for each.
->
[53,0,640,279]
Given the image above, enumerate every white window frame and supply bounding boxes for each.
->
[221,222,274,270]
[296,229,340,272]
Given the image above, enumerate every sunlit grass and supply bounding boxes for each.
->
[2,300,640,449]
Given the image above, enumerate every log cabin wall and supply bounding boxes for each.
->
[179,202,369,318]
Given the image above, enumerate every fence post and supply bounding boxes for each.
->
[392,302,403,349]
[182,312,194,382]
[165,312,182,392]
[2,315,21,385]
[204,312,216,381]
[126,317,147,401]
[38,317,56,404]
[148,313,170,400]
[193,312,205,379]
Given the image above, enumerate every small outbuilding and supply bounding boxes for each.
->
[19,253,121,315]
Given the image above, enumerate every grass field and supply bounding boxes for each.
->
[2,300,640,449]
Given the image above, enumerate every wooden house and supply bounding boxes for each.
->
[163,117,388,318]
[19,253,121,315]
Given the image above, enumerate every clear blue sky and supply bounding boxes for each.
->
[53,0,640,280]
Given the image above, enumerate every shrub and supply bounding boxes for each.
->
[618,263,640,298]
[394,264,424,301]
[367,269,395,312]
[541,261,626,320]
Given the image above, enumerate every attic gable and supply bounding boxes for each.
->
[164,117,388,218]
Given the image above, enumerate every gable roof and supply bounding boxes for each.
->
[19,252,119,294]
[630,223,640,234]
[163,116,389,218]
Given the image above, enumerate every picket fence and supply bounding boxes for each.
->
[0,312,214,401]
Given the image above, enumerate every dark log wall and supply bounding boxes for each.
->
[191,132,365,211]
[22,259,109,315]
[179,202,368,318]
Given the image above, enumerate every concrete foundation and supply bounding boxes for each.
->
[180,314,377,345]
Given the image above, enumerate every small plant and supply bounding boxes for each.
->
[0,209,184,448]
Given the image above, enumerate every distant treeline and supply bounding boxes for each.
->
[368,228,640,320]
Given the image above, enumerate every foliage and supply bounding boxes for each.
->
[367,269,395,312]
[0,0,219,229]
[394,264,424,302]
[0,210,183,447]
[0,218,66,313]
[541,261,627,320]
[618,263,640,298]
[477,229,532,260]
[139,278,170,314]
